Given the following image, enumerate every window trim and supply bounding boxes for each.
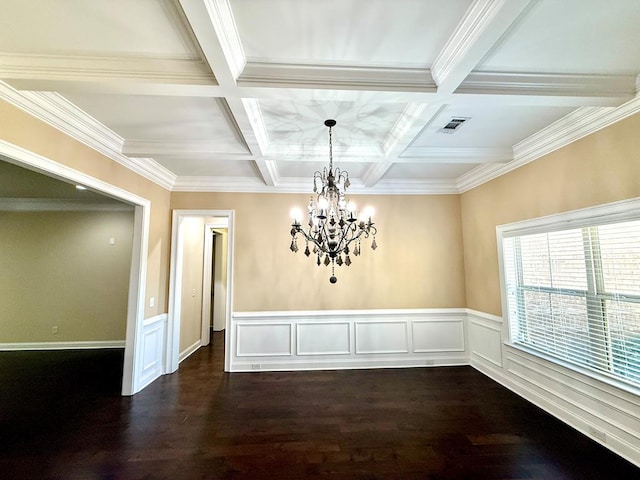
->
[496,197,640,396]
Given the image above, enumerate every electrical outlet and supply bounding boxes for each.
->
[251,363,261,370]
[51,326,59,334]
[109,237,116,245]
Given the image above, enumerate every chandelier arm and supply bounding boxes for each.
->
[332,221,364,254]
[289,119,378,283]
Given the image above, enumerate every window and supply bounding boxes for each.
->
[499,200,640,390]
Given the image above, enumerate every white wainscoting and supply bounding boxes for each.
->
[467,309,640,468]
[137,313,167,391]
[231,309,468,372]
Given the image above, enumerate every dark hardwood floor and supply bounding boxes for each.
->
[1,333,638,479]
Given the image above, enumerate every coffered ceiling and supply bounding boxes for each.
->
[1,0,638,194]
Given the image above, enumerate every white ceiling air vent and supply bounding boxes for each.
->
[439,117,470,134]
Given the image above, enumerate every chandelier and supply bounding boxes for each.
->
[289,119,377,283]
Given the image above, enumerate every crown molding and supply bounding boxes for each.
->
[457,94,640,193]
[239,62,436,92]
[456,163,508,192]
[0,82,176,190]
[0,198,134,212]
[126,157,177,189]
[10,89,124,153]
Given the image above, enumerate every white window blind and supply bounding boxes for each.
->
[502,218,640,388]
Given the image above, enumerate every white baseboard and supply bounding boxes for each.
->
[179,339,201,364]
[233,356,468,372]
[0,340,125,351]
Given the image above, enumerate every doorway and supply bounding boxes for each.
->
[0,143,150,396]
[201,223,229,348]
[167,210,234,373]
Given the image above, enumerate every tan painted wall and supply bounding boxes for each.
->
[0,210,133,342]
[171,193,466,311]
[179,217,205,353]
[0,99,172,318]
[461,112,640,316]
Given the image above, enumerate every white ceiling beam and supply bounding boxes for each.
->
[224,97,277,186]
[4,74,630,108]
[0,53,214,84]
[431,0,533,94]
[239,62,436,93]
[177,0,245,86]
[178,0,277,186]
[362,103,448,187]
[458,72,636,102]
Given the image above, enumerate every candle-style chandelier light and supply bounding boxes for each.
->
[289,119,377,283]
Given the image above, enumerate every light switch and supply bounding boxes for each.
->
[109,237,116,245]
[149,296,155,307]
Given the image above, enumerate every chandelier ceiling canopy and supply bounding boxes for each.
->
[290,119,377,283]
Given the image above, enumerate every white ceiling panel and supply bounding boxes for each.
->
[64,94,247,153]
[410,104,575,148]
[0,0,198,58]
[150,156,259,178]
[383,163,477,181]
[231,0,473,67]
[260,99,408,148]
[478,0,640,74]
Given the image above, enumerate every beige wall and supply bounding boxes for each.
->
[461,112,640,316]
[0,99,172,318]
[0,210,134,342]
[171,192,466,311]
[179,217,205,352]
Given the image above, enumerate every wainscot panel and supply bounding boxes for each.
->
[297,322,350,356]
[467,309,503,367]
[231,309,468,372]
[138,313,166,391]
[468,309,640,468]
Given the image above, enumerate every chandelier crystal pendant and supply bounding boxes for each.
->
[289,119,377,283]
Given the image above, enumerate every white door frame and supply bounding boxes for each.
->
[0,140,150,396]
[167,210,234,373]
